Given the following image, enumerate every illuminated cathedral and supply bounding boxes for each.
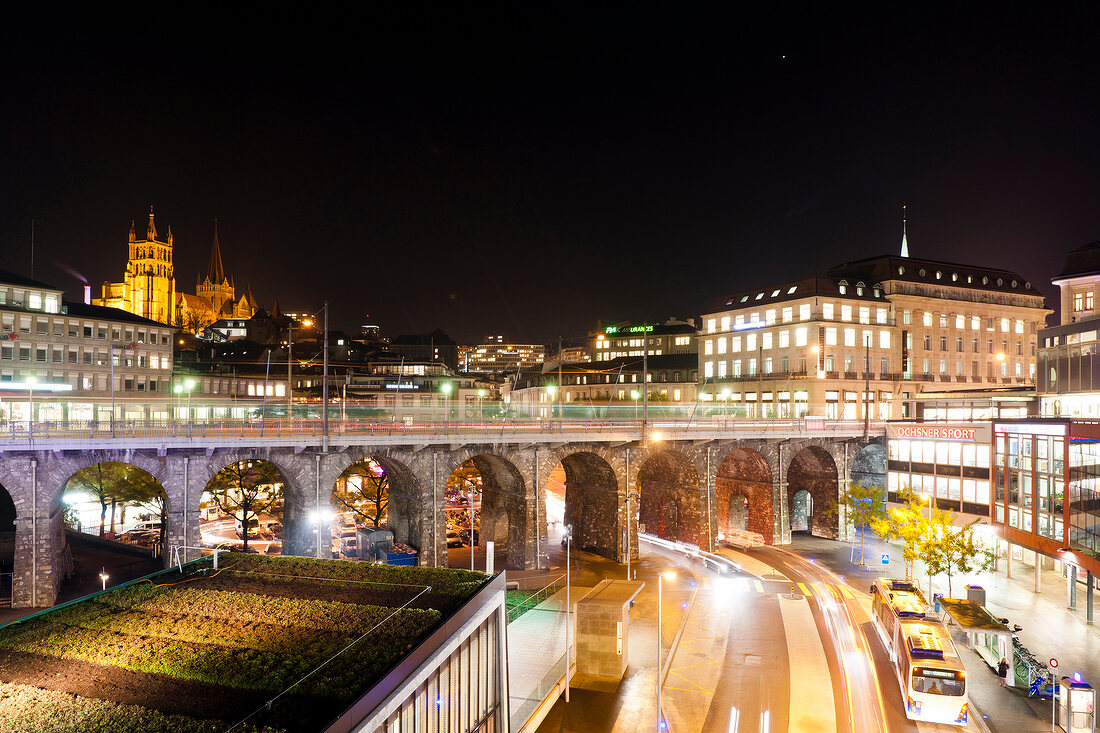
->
[95,208,258,331]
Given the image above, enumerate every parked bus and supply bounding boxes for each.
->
[870,578,969,726]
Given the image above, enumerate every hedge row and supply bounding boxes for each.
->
[0,682,250,733]
[219,554,489,597]
[96,584,407,634]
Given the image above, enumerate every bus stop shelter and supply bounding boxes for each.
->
[938,598,1015,684]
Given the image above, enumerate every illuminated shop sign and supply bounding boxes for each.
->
[605,325,654,335]
[733,320,766,331]
[384,383,420,390]
[891,425,977,441]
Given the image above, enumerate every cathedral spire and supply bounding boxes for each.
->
[147,206,157,240]
[128,220,136,243]
[207,218,226,285]
[900,204,909,258]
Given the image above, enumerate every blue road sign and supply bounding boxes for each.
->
[539,536,547,541]
[881,553,890,565]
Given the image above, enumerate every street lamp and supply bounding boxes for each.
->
[440,382,452,423]
[721,387,731,423]
[99,567,109,591]
[478,388,486,427]
[547,385,556,421]
[631,390,639,422]
[179,378,196,437]
[657,570,677,731]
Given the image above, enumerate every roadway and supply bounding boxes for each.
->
[535,540,980,733]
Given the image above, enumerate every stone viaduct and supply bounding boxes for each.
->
[0,424,885,607]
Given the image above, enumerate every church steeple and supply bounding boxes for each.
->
[146,206,157,240]
[207,218,226,285]
[900,204,909,258]
[128,220,136,243]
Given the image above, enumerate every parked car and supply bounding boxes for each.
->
[459,528,479,546]
[446,530,464,548]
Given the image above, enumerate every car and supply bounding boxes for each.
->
[446,530,464,548]
[459,528,479,546]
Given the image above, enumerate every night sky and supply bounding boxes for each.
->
[2,5,1099,343]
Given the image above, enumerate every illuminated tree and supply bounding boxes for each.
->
[206,460,284,552]
[838,481,887,564]
[921,514,993,597]
[333,459,388,528]
[66,463,130,536]
[870,487,927,580]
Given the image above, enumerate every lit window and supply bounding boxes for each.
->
[843,328,854,347]
[880,331,890,349]
[721,316,730,331]
[971,316,980,330]
[955,315,965,329]
[923,312,932,327]
[823,303,834,320]
[1015,320,1024,334]
[787,286,797,294]
[782,306,793,323]
[718,361,727,377]
[795,328,807,347]
[765,309,776,325]
[799,304,811,321]
[762,332,772,349]
[704,361,714,378]
[704,340,713,355]
[717,337,727,354]
[825,328,837,346]
[732,336,741,353]
[707,319,716,333]
[771,289,780,297]
[1001,318,1010,332]
[746,334,757,351]
[841,305,852,322]
[735,315,745,327]
[859,306,870,324]
[779,330,790,348]
[877,308,888,324]
[1088,292,1096,310]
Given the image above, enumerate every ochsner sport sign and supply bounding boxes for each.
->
[887,423,990,442]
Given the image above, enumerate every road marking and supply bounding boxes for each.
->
[754,580,765,593]
[797,582,812,598]
[838,585,855,599]
[779,595,837,731]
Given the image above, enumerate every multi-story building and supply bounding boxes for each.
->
[700,253,1050,419]
[1038,241,1100,417]
[503,353,700,417]
[590,319,697,362]
[0,269,174,422]
[461,336,545,375]
[389,330,459,372]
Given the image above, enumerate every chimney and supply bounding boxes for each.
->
[83,286,91,305]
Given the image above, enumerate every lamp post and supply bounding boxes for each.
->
[99,567,109,591]
[631,390,639,422]
[721,387,731,424]
[565,523,574,693]
[25,376,35,435]
[547,385,556,422]
[478,388,486,428]
[657,570,676,731]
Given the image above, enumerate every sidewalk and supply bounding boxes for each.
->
[788,534,1097,733]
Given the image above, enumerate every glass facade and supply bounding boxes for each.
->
[1068,439,1100,558]
[995,429,1064,539]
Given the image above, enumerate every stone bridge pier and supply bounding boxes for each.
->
[0,435,884,607]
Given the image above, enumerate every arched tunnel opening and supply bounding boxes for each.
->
[716,448,774,544]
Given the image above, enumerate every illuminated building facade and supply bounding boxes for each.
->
[0,269,173,422]
[590,319,697,361]
[886,422,993,518]
[701,253,1050,419]
[1038,241,1100,417]
[95,210,257,332]
[462,336,545,374]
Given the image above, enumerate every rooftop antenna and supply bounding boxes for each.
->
[900,204,909,258]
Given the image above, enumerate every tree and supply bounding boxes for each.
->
[66,462,131,536]
[922,514,994,597]
[870,487,928,581]
[838,481,887,564]
[206,460,284,552]
[111,467,169,552]
[333,459,388,528]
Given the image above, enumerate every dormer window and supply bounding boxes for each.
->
[838,279,848,295]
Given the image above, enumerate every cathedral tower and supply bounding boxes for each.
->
[95,206,176,324]
[196,219,236,317]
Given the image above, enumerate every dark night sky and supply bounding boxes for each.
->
[2,5,1099,342]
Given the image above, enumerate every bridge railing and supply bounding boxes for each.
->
[0,416,885,446]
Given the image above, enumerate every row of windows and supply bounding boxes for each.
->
[0,312,170,345]
[888,439,991,467]
[706,305,1034,335]
[888,472,991,505]
[915,334,1031,355]
[0,344,168,369]
[0,288,61,314]
[911,358,1030,378]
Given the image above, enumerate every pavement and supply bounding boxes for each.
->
[786,532,1099,733]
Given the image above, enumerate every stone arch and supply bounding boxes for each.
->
[786,445,839,539]
[637,449,705,547]
[442,451,528,570]
[0,479,14,603]
[327,453,425,556]
[851,441,887,489]
[196,455,296,555]
[555,450,622,561]
[716,447,774,544]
